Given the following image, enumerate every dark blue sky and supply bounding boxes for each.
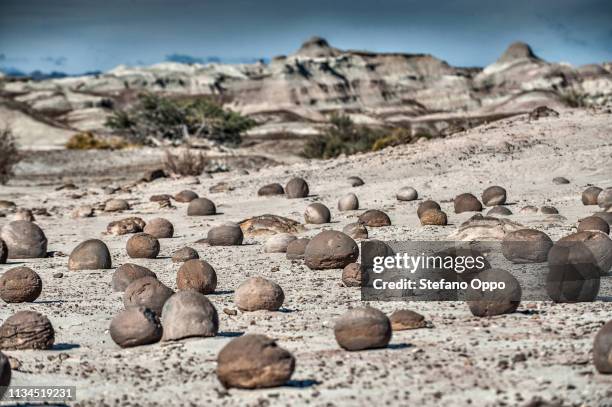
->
[1,0,611,74]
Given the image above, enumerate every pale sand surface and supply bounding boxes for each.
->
[1,108,611,406]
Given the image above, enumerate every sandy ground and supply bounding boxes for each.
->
[1,108,612,406]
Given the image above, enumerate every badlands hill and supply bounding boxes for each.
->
[0,38,611,149]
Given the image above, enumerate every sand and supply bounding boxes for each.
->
[1,108,611,406]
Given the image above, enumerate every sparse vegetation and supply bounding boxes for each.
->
[65,132,131,150]
[560,89,588,108]
[371,128,412,151]
[163,148,208,177]
[0,128,21,185]
[105,93,255,146]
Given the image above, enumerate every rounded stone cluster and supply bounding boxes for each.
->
[161,291,219,341]
[417,200,441,218]
[110,306,162,348]
[123,276,174,315]
[502,229,553,263]
[334,307,392,351]
[112,264,156,292]
[304,231,359,270]
[0,267,43,303]
[176,259,217,294]
[126,233,160,259]
[235,277,284,311]
[582,186,602,205]
[217,334,295,389]
[68,239,112,270]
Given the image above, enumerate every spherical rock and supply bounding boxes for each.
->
[14,208,34,222]
[553,177,570,185]
[454,193,483,213]
[347,176,365,187]
[174,190,199,203]
[0,239,7,264]
[112,264,156,292]
[417,200,441,218]
[143,218,174,239]
[420,209,447,226]
[598,188,612,209]
[593,320,612,373]
[540,206,559,214]
[0,311,54,350]
[338,193,359,211]
[520,205,538,214]
[217,334,295,389]
[0,352,11,396]
[482,186,507,206]
[0,220,47,259]
[578,216,610,234]
[466,268,522,317]
[304,230,359,270]
[342,263,363,287]
[176,259,217,294]
[358,209,391,227]
[110,306,162,348]
[68,239,112,270]
[334,307,392,351]
[161,291,219,341]
[264,233,297,253]
[582,187,603,205]
[502,229,553,263]
[342,222,368,240]
[396,187,418,201]
[285,177,309,198]
[487,206,513,216]
[104,199,130,212]
[187,198,216,216]
[207,223,243,246]
[389,309,427,330]
[107,217,145,235]
[594,212,612,227]
[235,277,284,311]
[0,267,42,303]
[123,276,174,315]
[286,238,310,260]
[171,247,199,263]
[304,203,331,224]
[558,231,612,275]
[258,183,284,196]
[126,233,160,259]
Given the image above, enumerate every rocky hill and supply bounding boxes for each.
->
[1,38,611,149]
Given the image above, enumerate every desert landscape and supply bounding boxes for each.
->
[1,3,612,405]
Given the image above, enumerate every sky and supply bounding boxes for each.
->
[0,0,611,74]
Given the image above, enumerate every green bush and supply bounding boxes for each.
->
[0,128,21,185]
[106,93,255,146]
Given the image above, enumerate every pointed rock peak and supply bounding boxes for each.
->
[497,42,541,63]
[295,36,339,58]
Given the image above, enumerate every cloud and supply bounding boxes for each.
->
[41,56,67,66]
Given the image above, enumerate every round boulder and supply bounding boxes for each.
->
[334,307,392,351]
[285,177,309,198]
[502,229,553,263]
[68,239,112,270]
[176,259,217,294]
[304,203,331,224]
[482,186,507,206]
[389,309,427,330]
[578,216,610,234]
[540,206,559,214]
[466,268,522,317]
[347,176,365,187]
[207,223,243,246]
[171,247,199,263]
[582,187,603,205]
[126,233,160,259]
[487,206,512,216]
[342,263,363,287]
[598,188,612,209]
[264,233,297,253]
[143,218,174,239]
[420,209,447,226]
[1,220,47,259]
[553,177,570,185]
[454,193,483,214]
[104,199,130,212]
[358,209,391,227]
[286,238,310,260]
[0,311,54,350]
[235,277,284,311]
[338,193,359,211]
[110,306,162,348]
[258,183,284,196]
[558,231,612,275]
[174,190,199,203]
[396,187,418,202]
[112,264,156,292]
[217,334,295,389]
[123,276,174,315]
[417,200,441,219]
[0,267,43,303]
[187,198,216,216]
[342,222,368,240]
[593,320,612,374]
[161,290,219,341]
[304,230,359,270]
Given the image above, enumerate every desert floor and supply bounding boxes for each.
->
[1,108,612,406]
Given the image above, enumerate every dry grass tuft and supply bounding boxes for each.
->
[163,148,208,177]
[0,128,21,185]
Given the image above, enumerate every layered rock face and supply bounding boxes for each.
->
[2,38,611,148]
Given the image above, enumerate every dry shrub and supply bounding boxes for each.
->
[164,148,208,177]
[0,128,21,185]
[66,132,130,150]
